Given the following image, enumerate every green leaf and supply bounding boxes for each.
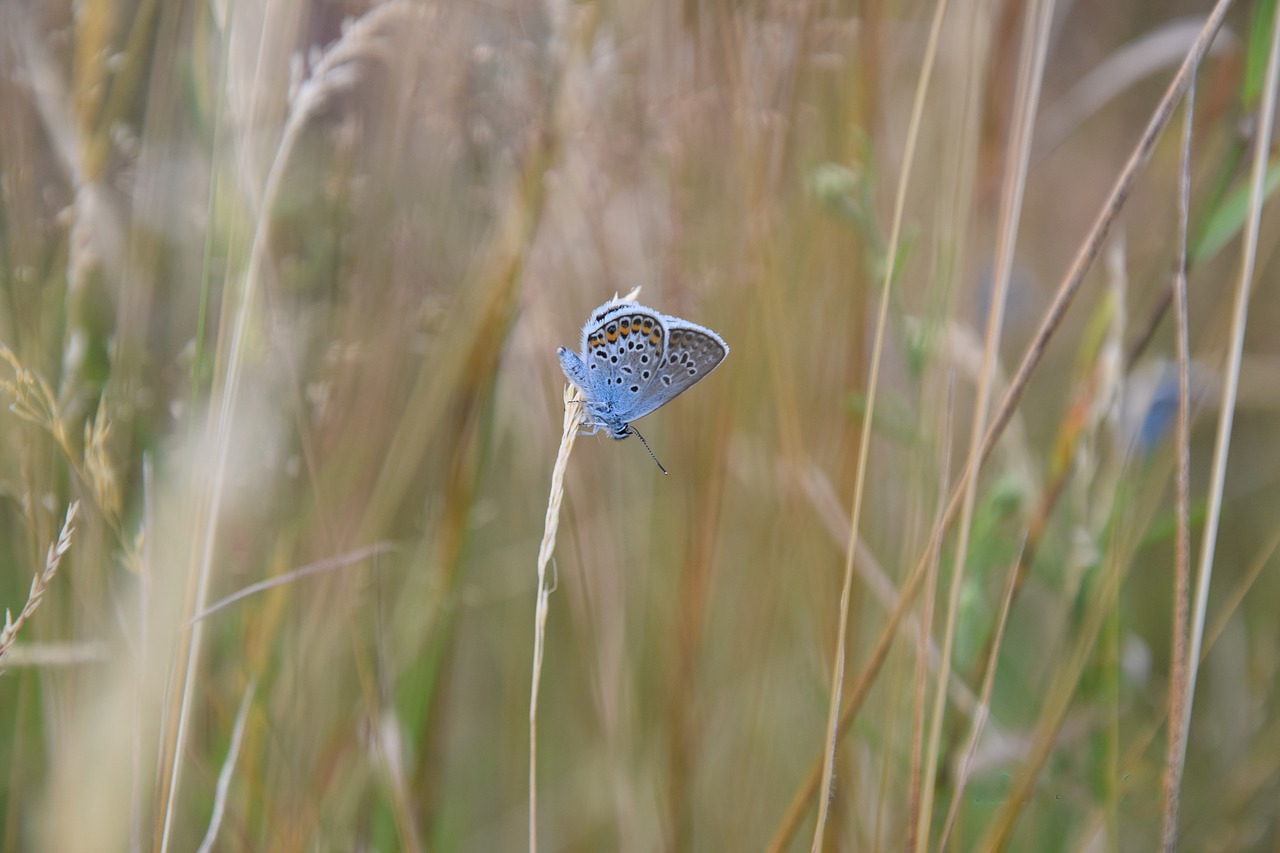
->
[1192,159,1280,264]
[1243,0,1278,108]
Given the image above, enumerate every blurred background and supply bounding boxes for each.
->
[1,0,1278,849]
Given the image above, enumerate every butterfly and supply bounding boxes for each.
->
[557,298,729,450]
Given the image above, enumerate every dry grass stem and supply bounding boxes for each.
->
[974,0,1233,479]
[811,0,951,846]
[158,7,426,848]
[1160,72,1197,853]
[797,465,979,717]
[1077,524,1280,845]
[1178,0,1280,803]
[939,534,1026,849]
[529,382,585,853]
[190,542,398,623]
[0,641,110,667]
[975,545,1127,848]
[195,679,256,853]
[916,0,1054,841]
[906,376,952,853]
[774,4,1235,847]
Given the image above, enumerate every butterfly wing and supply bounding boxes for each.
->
[623,316,728,422]
[576,302,668,412]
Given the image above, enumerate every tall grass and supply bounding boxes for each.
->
[1,0,1278,850]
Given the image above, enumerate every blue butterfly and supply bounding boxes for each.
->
[557,299,729,443]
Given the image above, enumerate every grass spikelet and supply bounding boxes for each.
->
[0,501,80,668]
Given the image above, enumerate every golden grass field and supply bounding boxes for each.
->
[2,0,1279,849]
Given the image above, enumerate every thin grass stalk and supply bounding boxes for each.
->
[158,81,301,853]
[1204,526,1280,652]
[875,661,906,849]
[1075,524,1280,846]
[915,0,1054,843]
[770,7,1235,847]
[810,0,951,846]
[132,456,154,853]
[1103,564,1122,849]
[190,543,398,623]
[1176,0,1280,812]
[1101,240,1131,850]
[938,535,1025,849]
[158,7,409,845]
[529,385,583,853]
[974,425,1197,849]
[191,12,231,418]
[1159,73,1197,853]
[796,465,980,716]
[906,378,954,851]
[195,679,255,853]
[905,548,935,852]
[973,0,1232,490]
[0,643,109,667]
[973,515,1139,848]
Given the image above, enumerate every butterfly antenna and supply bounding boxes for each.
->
[629,426,668,475]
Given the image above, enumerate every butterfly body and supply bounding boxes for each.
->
[557,299,729,439]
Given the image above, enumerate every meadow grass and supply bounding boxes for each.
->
[1,0,1279,850]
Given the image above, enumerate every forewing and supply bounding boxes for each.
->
[581,305,667,413]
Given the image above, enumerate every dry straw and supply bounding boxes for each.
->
[1174,1,1280,846]
[528,382,584,853]
[811,0,950,845]
[779,2,1237,847]
[158,5,426,849]
[528,285,658,850]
